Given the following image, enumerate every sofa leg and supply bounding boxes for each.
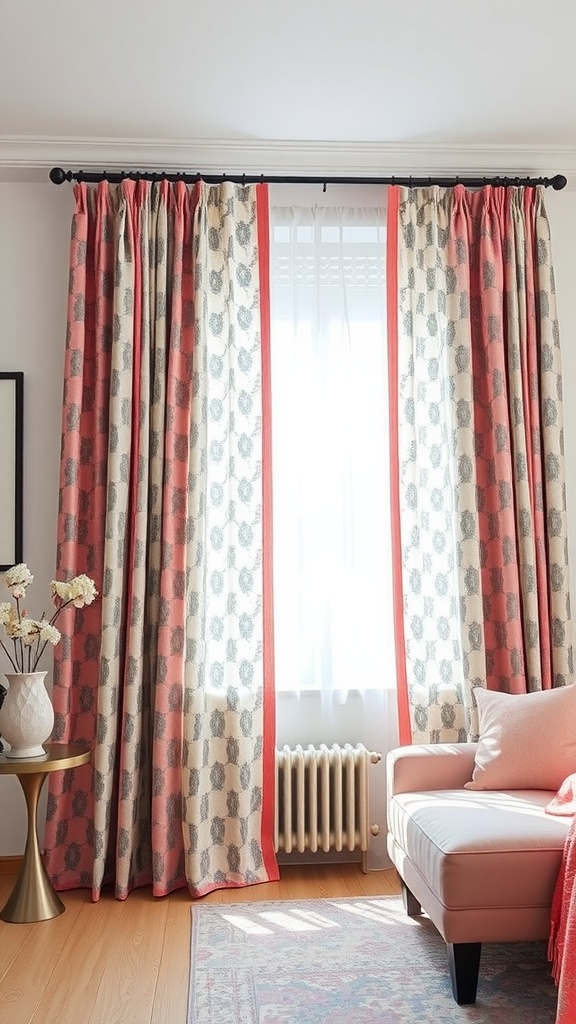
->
[400,881,422,917]
[447,942,482,1005]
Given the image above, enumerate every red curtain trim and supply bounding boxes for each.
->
[387,186,412,745]
[256,183,280,881]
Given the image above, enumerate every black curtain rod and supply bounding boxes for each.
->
[49,167,568,190]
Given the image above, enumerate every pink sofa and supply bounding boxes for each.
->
[386,742,570,1004]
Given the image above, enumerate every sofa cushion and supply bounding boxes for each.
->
[465,684,576,791]
[388,788,569,912]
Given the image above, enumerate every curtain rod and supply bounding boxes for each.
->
[48,167,568,190]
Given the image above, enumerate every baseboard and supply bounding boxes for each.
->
[0,855,22,875]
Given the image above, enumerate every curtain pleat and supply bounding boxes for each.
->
[43,180,278,898]
[388,183,573,743]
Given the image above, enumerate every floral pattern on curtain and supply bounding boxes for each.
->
[43,179,278,899]
[387,184,573,744]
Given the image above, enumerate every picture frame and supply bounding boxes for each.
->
[0,372,24,572]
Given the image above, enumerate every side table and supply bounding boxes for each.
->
[0,741,91,923]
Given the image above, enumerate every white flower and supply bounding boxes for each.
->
[22,622,41,646]
[5,615,36,640]
[38,621,61,646]
[4,563,34,598]
[1,565,98,673]
[52,574,98,608]
[18,620,60,647]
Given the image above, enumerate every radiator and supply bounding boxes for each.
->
[274,743,381,872]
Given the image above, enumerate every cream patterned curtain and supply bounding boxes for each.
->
[182,186,276,892]
[388,184,573,744]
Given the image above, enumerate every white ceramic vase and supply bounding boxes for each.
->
[0,672,54,758]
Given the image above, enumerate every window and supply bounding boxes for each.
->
[269,188,393,695]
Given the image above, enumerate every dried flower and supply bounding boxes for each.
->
[0,563,98,673]
[4,563,34,601]
[51,574,98,608]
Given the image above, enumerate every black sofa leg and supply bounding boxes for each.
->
[447,942,482,1005]
[400,881,422,917]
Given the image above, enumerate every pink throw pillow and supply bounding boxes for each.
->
[464,684,576,791]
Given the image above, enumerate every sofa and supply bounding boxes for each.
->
[386,740,570,1004]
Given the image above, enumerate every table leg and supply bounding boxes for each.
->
[0,771,65,923]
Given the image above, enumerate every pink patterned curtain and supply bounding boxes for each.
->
[387,184,573,744]
[43,179,278,899]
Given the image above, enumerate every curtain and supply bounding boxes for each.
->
[43,179,279,899]
[269,196,398,868]
[388,184,573,745]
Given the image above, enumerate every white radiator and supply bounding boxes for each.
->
[274,743,381,872]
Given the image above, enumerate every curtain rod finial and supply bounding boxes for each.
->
[552,174,568,190]
[49,167,67,185]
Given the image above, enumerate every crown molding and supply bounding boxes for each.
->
[1,135,576,184]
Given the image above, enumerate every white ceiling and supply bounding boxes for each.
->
[1,0,576,177]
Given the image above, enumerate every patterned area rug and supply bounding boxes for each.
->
[188,896,558,1023]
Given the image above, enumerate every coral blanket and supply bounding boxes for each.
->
[547,774,576,1023]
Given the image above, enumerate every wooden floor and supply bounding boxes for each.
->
[0,863,400,1024]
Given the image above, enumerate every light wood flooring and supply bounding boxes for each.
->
[0,863,401,1024]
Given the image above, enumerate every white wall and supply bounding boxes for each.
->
[0,178,575,857]
[0,183,73,853]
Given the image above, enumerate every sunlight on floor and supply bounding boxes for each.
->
[220,900,402,934]
[220,914,273,934]
[331,900,407,924]
[259,911,324,931]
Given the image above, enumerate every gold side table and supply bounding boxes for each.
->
[0,741,91,923]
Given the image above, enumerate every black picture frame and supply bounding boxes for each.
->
[0,372,24,572]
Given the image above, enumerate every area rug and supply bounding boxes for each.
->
[188,896,558,1023]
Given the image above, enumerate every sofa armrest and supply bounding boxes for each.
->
[386,743,478,799]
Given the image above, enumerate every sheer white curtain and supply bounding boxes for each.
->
[268,187,399,868]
